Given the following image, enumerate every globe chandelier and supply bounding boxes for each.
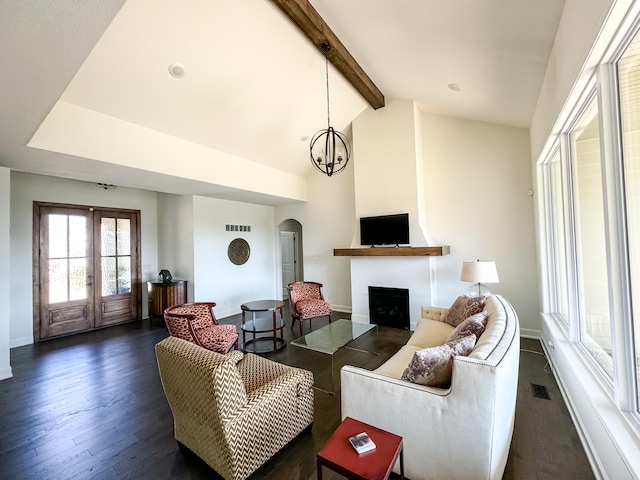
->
[310,43,351,177]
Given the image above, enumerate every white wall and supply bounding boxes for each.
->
[192,196,278,319]
[275,157,355,313]
[9,172,159,347]
[530,0,620,160]
[0,167,11,380]
[422,113,539,336]
[157,193,194,299]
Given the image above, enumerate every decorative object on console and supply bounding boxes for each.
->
[310,42,351,177]
[460,259,499,296]
[158,269,172,282]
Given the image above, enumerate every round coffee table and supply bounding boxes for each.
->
[240,300,286,353]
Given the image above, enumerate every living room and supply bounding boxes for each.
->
[2,1,640,479]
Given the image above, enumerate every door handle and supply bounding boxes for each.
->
[87,275,93,287]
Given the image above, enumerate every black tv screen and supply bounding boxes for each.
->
[360,213,409,246]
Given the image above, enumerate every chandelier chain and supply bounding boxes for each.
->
[325,56,330,129]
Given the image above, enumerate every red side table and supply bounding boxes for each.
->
[317,416,404,480]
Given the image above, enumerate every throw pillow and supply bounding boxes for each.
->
[446,312,488,344]
[401,334,476,387]
[445,295,486,327]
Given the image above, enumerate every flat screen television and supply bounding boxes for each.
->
[360,213,410,246]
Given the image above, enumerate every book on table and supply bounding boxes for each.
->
[348,432,376,454]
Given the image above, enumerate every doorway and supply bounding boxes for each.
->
[279,219,303,300]
[33,202,142,341]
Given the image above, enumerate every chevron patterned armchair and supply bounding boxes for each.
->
[155,336,314,480]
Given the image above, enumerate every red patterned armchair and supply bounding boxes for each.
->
[287,281,332,335]
[163,302,238,354]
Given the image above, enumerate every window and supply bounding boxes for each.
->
[542,146,569,324]
[617,30,640,404]
[568,98,614,377]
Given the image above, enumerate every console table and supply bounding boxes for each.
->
[147,280,187,319]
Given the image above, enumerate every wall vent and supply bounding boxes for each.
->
[531,383,551,400]
[225,224,251,232]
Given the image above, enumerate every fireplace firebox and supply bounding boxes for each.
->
[368,286,410,329]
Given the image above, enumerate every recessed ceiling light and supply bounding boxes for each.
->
[448,83,461,92]
[168,62,186,78]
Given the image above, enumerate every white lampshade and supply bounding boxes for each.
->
[460,261,499,283]
[460,260,499,296]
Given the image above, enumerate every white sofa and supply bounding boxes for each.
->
[340,295,520,480]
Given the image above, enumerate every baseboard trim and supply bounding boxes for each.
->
[10,336,33,348]
[539,314,640,480]
[0,366,12,381]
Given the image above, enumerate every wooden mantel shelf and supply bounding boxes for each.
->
[333,246,450,257]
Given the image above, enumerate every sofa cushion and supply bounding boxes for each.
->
[401,335,476,387]
[446,312,487,344]
[374,345,423,379]
[445,295,486,327]
[406,319,455,349]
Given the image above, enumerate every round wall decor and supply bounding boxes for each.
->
[228,238,250,265]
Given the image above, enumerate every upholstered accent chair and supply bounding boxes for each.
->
[155,336,314,480]
[163,302,238,354]
[287,281,332,335]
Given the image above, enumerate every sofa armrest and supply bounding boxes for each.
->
[341,363,497,480]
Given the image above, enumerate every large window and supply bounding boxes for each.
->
[542,147,569,323]
[569,99,613,377]
[617,30,640,405]
[541,26,640,413]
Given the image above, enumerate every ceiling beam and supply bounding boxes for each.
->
[268,0,385,110]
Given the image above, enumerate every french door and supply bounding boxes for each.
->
[33,203,142,341]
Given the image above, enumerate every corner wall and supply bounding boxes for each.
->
[421,114,539,335]
[0,167,11,380]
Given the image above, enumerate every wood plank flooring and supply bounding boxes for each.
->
[0,310,595,479]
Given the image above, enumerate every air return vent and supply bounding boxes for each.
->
[531,383,551,400]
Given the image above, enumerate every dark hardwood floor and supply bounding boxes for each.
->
[0,308,594,480]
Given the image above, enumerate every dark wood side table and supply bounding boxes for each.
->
[147,280,187,320]
[317,416,404,480]
[240,300,286,353]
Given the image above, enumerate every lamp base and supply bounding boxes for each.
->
[465,283,493,297]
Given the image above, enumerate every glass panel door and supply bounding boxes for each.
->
[38,207,94,339]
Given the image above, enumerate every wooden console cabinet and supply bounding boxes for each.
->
[147,280,188,319]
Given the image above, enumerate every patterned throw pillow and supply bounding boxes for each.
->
[401,335,476,387]
[446,312,488,344]
[444,295,486,327]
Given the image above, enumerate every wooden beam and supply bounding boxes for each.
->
[268,0,385,110]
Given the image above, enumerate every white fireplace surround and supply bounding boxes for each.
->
[350,255,433,330]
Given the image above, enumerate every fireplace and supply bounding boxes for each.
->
[368,286,410,329]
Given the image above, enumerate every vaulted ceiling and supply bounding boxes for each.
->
[0,0,565,205]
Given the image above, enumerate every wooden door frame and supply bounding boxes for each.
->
[32,202,142,342]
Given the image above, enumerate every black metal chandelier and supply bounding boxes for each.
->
[310,43,351,177]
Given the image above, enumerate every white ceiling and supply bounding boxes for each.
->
[0,0,565,205]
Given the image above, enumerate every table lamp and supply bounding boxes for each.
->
[460,260,499,297]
